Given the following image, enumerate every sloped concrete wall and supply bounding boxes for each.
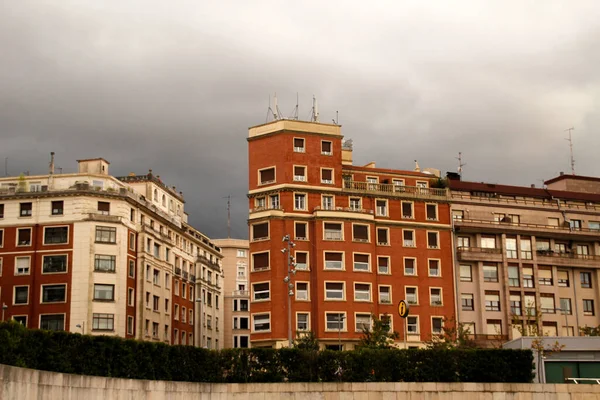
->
[2,364,600,400]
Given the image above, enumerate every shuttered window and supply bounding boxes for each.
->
[377,228,388,244]
[295,223,307,239]
[252,223,269,241]
[321,141,332,154]
[353,225,368,241]
[252,252,269,271]
[321,169,333,182]
[260,168,275,184]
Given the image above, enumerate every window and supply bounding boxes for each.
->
[376,228,388,245]
[51,201,64,215]
[20,202,32,217]
[293,137,305,153]
[405,287,418,305]
[294,193,306,210]
[296,282,309,300]
[432,317,443,334]
[379,286,391,304]
[321,140,332,155]
[269,194,279,209]
[233,317,249,330]
[295,222,307,240]
[325,282,344,300]
[452,210,464,220]
[174,304,179,320]
[127,260,135,278]
[584,300,595,316]
[538,268,553,286]
[42,255,67,273]
[253,314,270,331]
[240,299,248,311]
[430,288,442,305]
[182,307,187,323]
[94,284,115,301]
[0,204,3,218]
[558,270,569,287]
[507,266,519,287]
[428,260,440,277]
[403,230,415,247]
[94,255,116,272]
[427,232,439,248]
[461,294,474,311]
[95,226,116,243]
[42,284,66,303]
[590,221,600,231]
[401,202,413,218]
[153,243,160,258]
[259,167,275,185]
[426,204,437,220]
[297,313,309,331]
[349,197,361,211]
[255,196,266,209]
[324,222,343,240]
[404,258,416,276]
[520,238,532,260]
[352,224,369,242]
[293,166,306,181]
[326,313,345,331]
[13,316,27,327]
[295,252,308,270]
[40,315,65,331]
[252,222,269,241]
[0,229,3,247]
[485,291,500,311]
[377,257,390,274]
[407,316,419,334]
[324,252,343,270]
[460,265,472,282]
[481,236,496,249]
[253,282,270,301]
[504,237,517,258]
[14,286,29,305]
[354,283,371,301]
[540,294,555,314]
[510,294,522,315]
[376,199,387,216]
[366,177,378,190]
[486,320,502,335]
[581,272,592,288]
[524,294,536,315]
[570,219,582,230]
[129,232,136,251]
[237,249,247,258]
[92,313,114,331]
[577,245,589,257]
[321,169,333,184]
[252,252,269,271]
[560,298,572,315]
[355,314,371,332]
[44,226,68,244]
[523,267,534,288]
[547,217,560,226]
[536,239,551,252]
[17,228,31,246]
[128,288,135,307]
[322,195,334,210]
[97,201,110,215]
[153,269,160,285]
[483,265,498,282]
[555,242,567,253]
[15,257,30,275]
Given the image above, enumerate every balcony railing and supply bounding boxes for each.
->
[455,218,600,235]
[175,267,181,276]
[182,271,189,280]
[190,274,196,283]
[324,230,343,240]
[536,250,600,262]
[314,205,374,215]
[342,180,448,199]
[232,290,249,296]
[451,192,600,211]
[249,204,283,214]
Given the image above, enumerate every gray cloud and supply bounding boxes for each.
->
[1,1,599,238]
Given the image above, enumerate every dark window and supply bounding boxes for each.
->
[51,201,64,215]
[426,204,437,220]
[13,316,27,326]
[95,226,116,243]
[40,314,65,331]
[293,138,305,150]
[322,141,332,154]
[295,222,307,239]
[42,285,66,303]
[18,228,31,246]
[0,204,4,218]
[259,168,275,184]
[584,299,595,316]
[461,294,474,311]
[94,255,116,272]
[14,286,29,304]
[321,169,333,182]
[44,227,68,244]
[20,202,32,217]
[92,313,114,331]
[94,284,115,301]
[581,272,592,288]
[240,299,248,311]
[294,166,305,178]
[377,228,388,245]
[353,224,369,241]
[0,229,3,245]
[252,223,269,241]
[253,283,270,300]
[43,255,67,273]
[427,232,439,248]
[252,252,269,271]
[98,201,110,215]
[402,202,413,218]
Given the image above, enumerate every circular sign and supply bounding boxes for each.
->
[398,300,410,318]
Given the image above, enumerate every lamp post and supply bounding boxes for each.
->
[75,322,85,334]
[1,303,7,322]
[282,235,297,348]
[337,314,346,351]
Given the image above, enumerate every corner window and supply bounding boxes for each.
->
[294,193,307,210]
[252,252,269,271]
[259,167,275,185]
[321,140,332,155]
[95,226,116,243]
[252,222,269,241]
[98,201,110,215]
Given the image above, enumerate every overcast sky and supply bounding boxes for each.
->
[1,1,599,239]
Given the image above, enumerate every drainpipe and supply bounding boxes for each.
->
[450,206,460,340]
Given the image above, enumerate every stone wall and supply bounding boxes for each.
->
[2,364,600,400]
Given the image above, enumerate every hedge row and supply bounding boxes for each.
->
[0,322,534,383]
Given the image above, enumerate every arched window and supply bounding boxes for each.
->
[153,189,158,201]
[162,194,166,207]
[177,205,181,215]
[170,200,174,211]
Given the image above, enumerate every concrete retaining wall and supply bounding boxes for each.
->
[2,364,600,400]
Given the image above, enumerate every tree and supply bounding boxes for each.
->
[426,316,478,349]
[579,325,600,336]
[294,330,320,351]
[356,314,399,350]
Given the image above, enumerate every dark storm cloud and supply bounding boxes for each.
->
[1,1,599,239]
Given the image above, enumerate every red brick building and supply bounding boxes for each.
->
[247,120,455,349]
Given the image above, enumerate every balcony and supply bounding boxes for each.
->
[197,255,220,270]
[175,267,181,276]
[86,213,122,223]
[232,290,249,297]
[454,218,600,239]
[342,180,448,200]
[190,274,196,283]
[182,271,189,280]
[249,204,283,214]
[536,250,600,268]
[457,247,503,262]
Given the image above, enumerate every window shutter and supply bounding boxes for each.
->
[325,252,342,261]
[322,169,333,180]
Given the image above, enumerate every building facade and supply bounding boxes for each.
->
[247,120,455,349]
[213,238,250,348]
[449,172,600,346]
[0,157,223,347]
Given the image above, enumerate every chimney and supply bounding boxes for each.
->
[531,184,535,188]
[560,171,564,176]
[49,152,55,175]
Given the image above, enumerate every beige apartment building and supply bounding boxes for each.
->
[213,238,250,348]
[449,172,600,345]
[0,156,223,348]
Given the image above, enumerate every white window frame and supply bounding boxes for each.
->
[428,258,441,277]
[427,231,440,249]
[252,313,271,333]
[430,287,443,306]
[405,286,418,305]
[293,165,307,182]
[403,229,416,247]
[403,257,417,276]
[296,312,310,331]
[324,281,345,301]
[252,281,270,302]
[353,282,372,302]
[352,252,371,272]
[378,285,392,304]
[295,281,310,301]
[407,315,419,335]
[375,198,388,217]
[425,203,438,221]
[294,192,307,211]
[258,166,276,185]
[294,221,309,241]
[377,256,390,275]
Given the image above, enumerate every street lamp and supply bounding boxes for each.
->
[75,322,85,334]
[1,303,7,322]
[282,235,297,347]
[337,314,346,351]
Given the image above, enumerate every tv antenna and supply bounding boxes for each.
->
[310,95,319,122]
[223,195,231,239]
[265,93,284,123]
[456,152,466,177]
[289,93,299,120]
[565,127,575,175]
[332,110,339,125]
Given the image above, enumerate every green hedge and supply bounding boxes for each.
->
[0,322,533,383]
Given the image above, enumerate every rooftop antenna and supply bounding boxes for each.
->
[289,93,299,120]
[456,152,466,177]
[565,127,575,175]
[223,195,231,239]
[265,93,282,123]
[310,95,319,122]
[4,157,7,177]
[332,110,339,125]
[274,92,283,120]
